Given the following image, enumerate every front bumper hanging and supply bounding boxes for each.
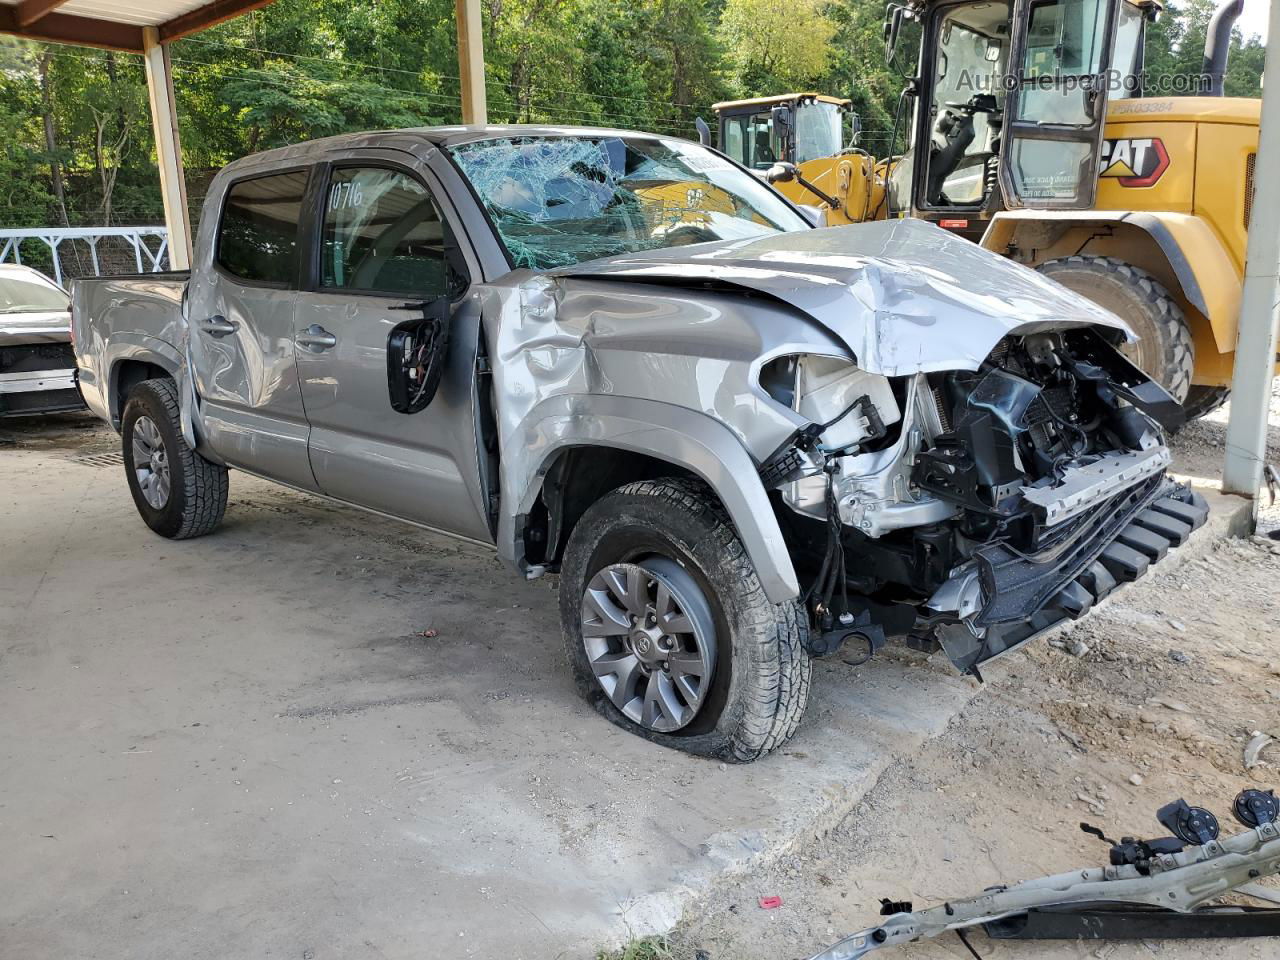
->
[934,478,1209,673]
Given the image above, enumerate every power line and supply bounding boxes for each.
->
[168,57,698,134]
[178,35,704,111]
[33,45,705,133]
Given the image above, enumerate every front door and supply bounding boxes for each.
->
[293,159,492,542]
[187,168,319,490]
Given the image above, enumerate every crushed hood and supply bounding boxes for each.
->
[552,219,1134,376]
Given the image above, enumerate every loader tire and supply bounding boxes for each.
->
[559,477,811,762]
[1182,385,1230,422]
[121,377,228,539]
[1038,256,1194,404]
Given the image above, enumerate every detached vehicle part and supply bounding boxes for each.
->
[809,788,1280,959]
[71,126,1204,760]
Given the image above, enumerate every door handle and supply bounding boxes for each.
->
[296,324,338,351]
[198,315,238,337]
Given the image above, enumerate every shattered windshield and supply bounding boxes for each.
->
[448,135,810,270]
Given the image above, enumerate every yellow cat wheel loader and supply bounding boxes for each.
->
[708,93,883,223]
[710,0,1261,420]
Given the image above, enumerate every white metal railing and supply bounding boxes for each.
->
[0,226,170,287]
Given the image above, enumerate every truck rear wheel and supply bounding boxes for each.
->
[121,377,228,539]
[559,477,810,762]
[1038,256,1193,404]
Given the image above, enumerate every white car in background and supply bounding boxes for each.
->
[0,264,84,417]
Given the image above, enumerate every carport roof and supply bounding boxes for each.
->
[0,0,272,51]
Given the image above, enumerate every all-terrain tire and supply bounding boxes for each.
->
[1182,385,1230,421]
[559,477,811,762]
[121,377,228,539]
[1038,255,1194,403]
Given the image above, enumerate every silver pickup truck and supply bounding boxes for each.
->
[73,125,1206,760]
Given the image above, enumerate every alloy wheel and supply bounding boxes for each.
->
[131,415,171,510]
[580,558,717,733]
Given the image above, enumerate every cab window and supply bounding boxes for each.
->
[320,167,466,298]
[216,171,309,285]
[1109,1,1145,99]
[922,1,1011,207]
[722,112,780,169]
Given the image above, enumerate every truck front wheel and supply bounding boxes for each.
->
[121,377,228,539]
[559,477,810,761]
[1037,256,1193,404]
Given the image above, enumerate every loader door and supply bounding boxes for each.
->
[999,0,1119,208]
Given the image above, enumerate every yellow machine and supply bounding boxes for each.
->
[712,0,1259,418]
[709,94,882,223]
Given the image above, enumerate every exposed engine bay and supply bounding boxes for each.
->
[759,327,1206,672]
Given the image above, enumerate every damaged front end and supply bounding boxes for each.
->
[761,327,1207,673]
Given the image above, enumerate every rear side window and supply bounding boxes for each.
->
[320,167,465,297]
[216,171,308,285]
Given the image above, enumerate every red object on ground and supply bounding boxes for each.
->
[758,896,783,910]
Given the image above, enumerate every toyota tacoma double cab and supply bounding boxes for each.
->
[72,126,1206,760]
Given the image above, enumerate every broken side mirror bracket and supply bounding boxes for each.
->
[387,297,451,414]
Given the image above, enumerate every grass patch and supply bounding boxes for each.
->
[596,935,673,960]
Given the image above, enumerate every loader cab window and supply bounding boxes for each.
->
[1019,0,1109,122]
[920,0,1011,208]
[722,111,781,170]
[793,101,846,165]
[1110,1,1146,98]
[216,170,309,285]
[319,166,466,298]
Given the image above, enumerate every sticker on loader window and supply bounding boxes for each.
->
[1099,138,1169,188]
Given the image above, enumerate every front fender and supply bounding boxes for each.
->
[503,394,800,604]
[982,210,1241,353]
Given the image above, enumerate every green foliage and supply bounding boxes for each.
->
[595,935,674,960]
[719,0,839,90]
[1144,0,1264,97]
[0,0,1265,231]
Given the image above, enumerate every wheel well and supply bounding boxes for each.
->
[112,359,171,424]
[1011,222,1207,328]
[525,447,701,568]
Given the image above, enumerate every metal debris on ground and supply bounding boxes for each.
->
[806,787,1280,959]
[1245,733,1275,769]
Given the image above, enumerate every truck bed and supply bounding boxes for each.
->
[71,272,191,428]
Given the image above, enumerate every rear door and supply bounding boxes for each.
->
[998,0,1120,208]
[187,168,319,490]
[293,153,492,542]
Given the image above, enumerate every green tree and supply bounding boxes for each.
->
[1144,0,1264,97]
[718,0,838,92]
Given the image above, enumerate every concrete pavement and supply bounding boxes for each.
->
[0,416,989,959]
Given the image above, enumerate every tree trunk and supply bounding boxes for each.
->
[38,52,70,228]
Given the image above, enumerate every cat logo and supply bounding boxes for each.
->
[1099,138,1169,188]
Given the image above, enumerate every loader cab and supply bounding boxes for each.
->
[887,0,1150,239]
[715,94,856,171]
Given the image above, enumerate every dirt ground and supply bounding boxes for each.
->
[5,387,1279,960]
[670,389,1280,960]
